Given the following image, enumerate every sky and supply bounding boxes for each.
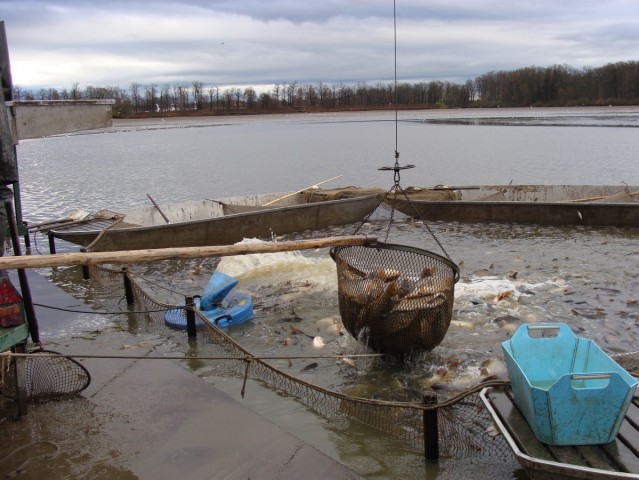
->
[2,0,639,93]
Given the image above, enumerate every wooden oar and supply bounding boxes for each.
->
[28,209,90,231]
[147,194,171,223]
[569,191,639,202]
[0,235,376,270]
[263,175,343,206]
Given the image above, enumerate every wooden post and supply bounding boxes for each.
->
[185,296,196,338]
[122,267,134,304]
[48,232,56,254]
[423,392,439,461]
[22,221,30,249]
[80,248,90,279]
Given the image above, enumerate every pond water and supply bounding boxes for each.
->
[13,107,639,479]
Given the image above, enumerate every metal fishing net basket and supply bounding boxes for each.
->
[331,242,460,355]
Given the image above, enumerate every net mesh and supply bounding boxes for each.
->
[77,263,513,461]
[331,243,460,354]
[2,350,91,402]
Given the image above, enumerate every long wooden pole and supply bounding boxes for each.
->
[0,235,376,270]
[147,193,171,223]
[569,191,639,203]
[263,175,343,206]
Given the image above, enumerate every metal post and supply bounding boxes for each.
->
[121,267,134,304]
[80,248,90,279]
[13,342,28,417]
[423,392,439,461]
[48,232,56,254]
[5,200,39,345]
[186,296,196,338]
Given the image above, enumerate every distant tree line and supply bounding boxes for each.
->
[13,61,639,118]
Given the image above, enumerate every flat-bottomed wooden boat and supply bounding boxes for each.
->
[36,189,383,252]
[388,184,639,227]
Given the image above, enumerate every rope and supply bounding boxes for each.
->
[126,270,189,297]
[32,302,178,315]
[1,350,508,411]
[4,352,384,361]
[84,214,124,251]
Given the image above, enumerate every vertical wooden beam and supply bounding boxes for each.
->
[80,248,90,279]
[47,232,56,254]
[122,267,134,304]
[185,296,196,338]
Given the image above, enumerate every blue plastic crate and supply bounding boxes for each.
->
[502,323,638,446]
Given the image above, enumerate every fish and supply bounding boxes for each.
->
[301,362,318,372]
[451,320,474,329]
[392,292,447,312]
[341,357,357,368]
[493,290,513,303]
[289,325,313,338]
[369,268,402,282]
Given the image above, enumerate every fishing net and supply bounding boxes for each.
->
[80,264,515,463]
[331,242,460,354]
[1,350,91,402]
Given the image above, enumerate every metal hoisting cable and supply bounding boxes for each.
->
[377,0,453,261]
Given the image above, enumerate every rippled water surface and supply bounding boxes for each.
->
[13,108,639,479]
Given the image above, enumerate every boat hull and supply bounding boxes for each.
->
[50,193,382,251]
[389,185,639,227]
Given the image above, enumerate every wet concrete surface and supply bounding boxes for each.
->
[0,271,363,479]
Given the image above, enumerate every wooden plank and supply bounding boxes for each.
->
[625,401,639,430]
[601,439,639,474]
[618,421,639,457]
[487,389,556,461]
[547,444,587,466]
[0,235,377,270]
[575,445,618,471]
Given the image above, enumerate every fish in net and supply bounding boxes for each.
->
[331,242,460,355]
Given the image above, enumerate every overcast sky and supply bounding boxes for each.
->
[3,0,639,92]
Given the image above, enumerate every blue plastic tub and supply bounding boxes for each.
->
[502,323,638,445]
[164,291,254,330]
[199,271,239,311]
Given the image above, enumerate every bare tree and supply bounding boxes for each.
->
[130,82,141,112]
[207,86,218,110]
[70,82,81,100]
[233,88,242,109]
[244,87,256,109]
[159,84,171,111]
[272,84,281,106]
[192,81,203,110]
[144,84,158,112]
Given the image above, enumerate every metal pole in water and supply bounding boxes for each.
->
[423,392,439,461]
[185,296,196,338]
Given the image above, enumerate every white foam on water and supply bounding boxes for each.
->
[455,275,560,302]
[216,238,338,293]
